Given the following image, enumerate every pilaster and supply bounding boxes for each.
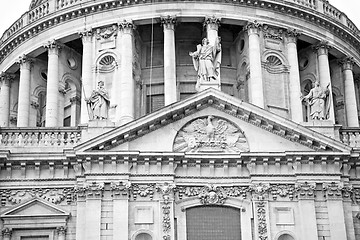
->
[70,96,81,126]
[118,20,135,124]
[245,21,264,108]
[340,57,359,127]
[111,181,130,240]
[16,55,33,127]
[286,28,303,123]
[0,72,15,127]
[84,182,104,240]
[161,16,177,106]
[43,39,61,127]
[157,182,176,240]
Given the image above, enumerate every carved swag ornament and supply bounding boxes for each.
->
[173,115,249,153]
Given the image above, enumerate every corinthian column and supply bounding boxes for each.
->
[341,57,359,127]
[161,16,177,105]
[118,20,135,124]
[204,16,221,46]
[0,72,14,127]
[313,41,335,123]
[286,29,303,123]
[43,40,61,127]
[246,21,264,108]
[79,29,93,124]
[17,55,33,127]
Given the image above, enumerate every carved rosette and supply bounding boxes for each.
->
[161,16,177,30]
[255,201,268,240]
[339,56,355,71]
[312,40,332,56]
[43,39,61,55]
[323,182,343,199]
[130,183,155,200]
[173,116,249,153]
[95,24,118,40]
[204,16,221,30]
[110,181,130,199]
[295,182,316,199]
[0,188,75,206]
[245,20,262,35]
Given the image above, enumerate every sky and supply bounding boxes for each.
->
[0,0,359,36]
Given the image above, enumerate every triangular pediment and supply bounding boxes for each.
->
[74,88,351,153]
[1,198,70,218]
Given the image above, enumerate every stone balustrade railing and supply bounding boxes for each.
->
[340,128,360,148]
[0,127,81,147]
[0,0,359,47]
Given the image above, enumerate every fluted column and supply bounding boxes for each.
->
[79,29,93,124]
[17,55,33,127]
[341,57,359,127]
[313,41,335,123]
[204,16,220,46]
[0,73,14,127]
[118,20,135,124]
[43,40,61,127]
[286,29,303,123]
[161,16,177,105]
[246,21,264,108]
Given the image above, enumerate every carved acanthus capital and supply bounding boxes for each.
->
[95,24,118,40]
[110,181,130,199]
[118,20,136,34]
[204,16,221,30]
[295,182,316,199]
[312,40,332,56]
[70,96,81,104]
[245,20,262,35]
[56,226,67,236]
[2,228,12,237]
[75,182,104,199]
[250,183,270,200]
[78,29,93,43]
[156,182,176,200]
[339,56,355,71]
[43,39,62,55]
[323,182,343,199]
[161,16,177,30]
[0,72,15,86]
[17,55,34,70]
[286,28,301,43]
[130,183,155,200]
[270,184,295,200]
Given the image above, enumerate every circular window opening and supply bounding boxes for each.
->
[299,57,309,70]
[238,39,245,53]
[41,70,48,81]
[67,57,77,69]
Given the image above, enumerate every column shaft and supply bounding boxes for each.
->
[113,199,129,240]
[58,89,65,126]
[246,22,264,108]
[162,16,177,105]
[0,73,13,127]
[17,56,32,127]
[44,40,61,127]
[79,30,93,124]
[286,30,303,123]
[342,58,359,127]
[85,198,102,240]
[315,42,335,123]
[119,21,135,124]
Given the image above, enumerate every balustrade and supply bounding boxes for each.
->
[56,0,82,10]
[0,128,81,147]
[29,0,50,23]
[340,128,360,148]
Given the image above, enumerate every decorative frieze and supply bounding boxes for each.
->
[0,188,75,206]
[295,182,316,199]
[250,183,270,200]
[75,182,104,199]
[130,183,156,200]
[95,24,118,40]
[262,25,283,40]
[270,184,295,200]
[110,181,130,199]
[323,182,345,199]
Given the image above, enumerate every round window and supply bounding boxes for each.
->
[238,39,245,53]
[67,57,77,69]
[299,57,309,70]
[40,70,48,81]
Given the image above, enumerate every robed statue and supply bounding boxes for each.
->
[189,37,222,90]
[301,80,330,120]
[86,81,110,120]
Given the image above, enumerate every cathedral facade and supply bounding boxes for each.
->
[1,0,360,240]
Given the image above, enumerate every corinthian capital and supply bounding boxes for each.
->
[0,72,15,85]
[286,28,301,43]
[43,39,62,55]
[312,40,332,56]
[204,16,221,30]
[118,20,136,34]
[78,28,93,43]
[339,56,355,71]
[245,20,262,35]
[161,15,177,30]
[17,55,34,69]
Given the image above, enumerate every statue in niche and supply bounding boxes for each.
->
[301,80,330,120]
[189,37,222,90]
[86,81,110,120]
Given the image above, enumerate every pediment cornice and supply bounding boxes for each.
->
[75,89,351,153]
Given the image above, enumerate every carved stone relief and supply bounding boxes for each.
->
[173,116,249,153]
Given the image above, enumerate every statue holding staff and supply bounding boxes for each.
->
[86,80,110,120]
[301,80,330,120]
